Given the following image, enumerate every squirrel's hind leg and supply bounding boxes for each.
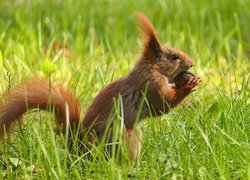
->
[125,128,142,164]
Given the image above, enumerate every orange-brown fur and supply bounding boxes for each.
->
[0,13,201,161]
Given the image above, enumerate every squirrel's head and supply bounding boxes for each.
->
[136,12,193,83]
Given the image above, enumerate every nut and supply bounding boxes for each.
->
[174,71,195,88]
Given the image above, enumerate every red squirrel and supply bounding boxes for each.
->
[0,13,201,161]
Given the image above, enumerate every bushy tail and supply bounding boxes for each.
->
[0,78,81,138]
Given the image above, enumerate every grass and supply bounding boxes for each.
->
[0,0,250,179]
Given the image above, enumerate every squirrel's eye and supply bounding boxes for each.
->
[171,54,179,61]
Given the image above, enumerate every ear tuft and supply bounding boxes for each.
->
[136,12,162,58]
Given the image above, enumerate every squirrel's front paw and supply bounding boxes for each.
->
[184,76,202,92]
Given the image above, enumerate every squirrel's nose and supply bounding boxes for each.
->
[186,58,193,68]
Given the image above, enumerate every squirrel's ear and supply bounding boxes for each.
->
[136,12,162,59]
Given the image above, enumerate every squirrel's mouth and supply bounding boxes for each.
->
[175,71,195,78]
[169,71,187,83]
[169,71,195,84]
[174,71,187,77]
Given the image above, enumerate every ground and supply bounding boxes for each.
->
[0,0,249,179]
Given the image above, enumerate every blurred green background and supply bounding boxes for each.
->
[0,0,249,179]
